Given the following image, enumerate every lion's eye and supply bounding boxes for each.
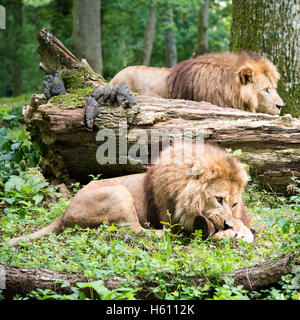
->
[264,88,270,93]
[216,197,223,206]
[232,202,237,208]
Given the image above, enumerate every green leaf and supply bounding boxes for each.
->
[4,176,24,192]
[0,153,13,161]
[11,142,21,150]
[276,217,291,234]
[232,149,243,156]
[3,197,16,205]
[21,186,31,194]
[77,280,110,299]
[277,217,287,228]
[14,151,23,163]
[17,131,28,141]
[282,221,291,234]
[33,194,43,205]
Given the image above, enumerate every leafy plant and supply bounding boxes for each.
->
[0,105,23,128]
[211,276,250,300]
[26,280,138,300]
[288,176,300,204]
[88,173,102,181]
[0,128,43,185]
[1,170,50,218]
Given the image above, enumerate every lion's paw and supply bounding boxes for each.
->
[212,228,254,243]
[234,230,254,243]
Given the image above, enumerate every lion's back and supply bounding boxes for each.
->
[110,65,170,98]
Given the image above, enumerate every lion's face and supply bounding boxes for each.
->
[239,66,284,115]
[153,144,250,235]
[201,178,242,230]
[254,75,284,115]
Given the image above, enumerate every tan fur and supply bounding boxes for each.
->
[110,52,284,115]
[110,65,170,98]
[8,144,254,245]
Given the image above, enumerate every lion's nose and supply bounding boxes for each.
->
[224,219,234,230]
[276,103,284,110]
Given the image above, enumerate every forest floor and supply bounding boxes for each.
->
[0,95,299,300]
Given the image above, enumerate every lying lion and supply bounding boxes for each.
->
[110,51,284,115]
[8,144,255,245]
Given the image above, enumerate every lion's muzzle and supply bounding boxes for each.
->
[205,208,234,231]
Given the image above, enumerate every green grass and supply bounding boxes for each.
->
[0,174,299,300]
[0,94,31,108]
[0,94,299,300]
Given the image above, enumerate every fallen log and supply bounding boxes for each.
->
[23,29,300,193]
[0,255,295,299]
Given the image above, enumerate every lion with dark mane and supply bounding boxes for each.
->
[110,51,284,115]
[9,143,254,245]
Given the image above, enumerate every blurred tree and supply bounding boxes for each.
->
[142,5,157,65]
[164,4,177,67]
[72,0,103,74]
[11,0,23,96]
[0,0,73,96]
[193,0,209,56]
[208,0,231,53]
[0,0,232,96]
[230,0,300,117]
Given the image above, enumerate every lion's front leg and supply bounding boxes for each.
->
[212,218,254,243]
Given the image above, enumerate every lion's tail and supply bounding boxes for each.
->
[8,215,65,246]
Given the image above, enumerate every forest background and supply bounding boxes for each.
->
[0,0,231,98]
[0,0,299,300]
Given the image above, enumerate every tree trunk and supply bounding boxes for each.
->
[193,0,210,57]
[142,6,157,66]
[24,29,300,194]
[230,0,300,117]
[72,0,103,74]
[164,6,177,67]
[11,0,23,96]
[0,255,295,299]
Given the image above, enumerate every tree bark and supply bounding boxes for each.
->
[230,0,300,117]
[142,6,157,66]
[193,0,210,57]
[232,256,293,291]
[164,5,177,67]
[24,29,300,194]
[72,0,103,74]
[0,255,295,299]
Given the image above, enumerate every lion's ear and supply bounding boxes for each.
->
[239,66,254,85]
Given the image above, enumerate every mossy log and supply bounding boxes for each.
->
[0,255,295,299]
[23,29,300,193]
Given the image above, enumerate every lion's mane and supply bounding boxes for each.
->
[144,143,251,231]
[167,51,280,112]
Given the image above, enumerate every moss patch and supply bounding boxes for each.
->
[62,67,106,93]
[51,87,94,108]
[62,68,91,92]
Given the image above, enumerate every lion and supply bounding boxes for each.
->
[110,51,284,115]
[8,143,254,245]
